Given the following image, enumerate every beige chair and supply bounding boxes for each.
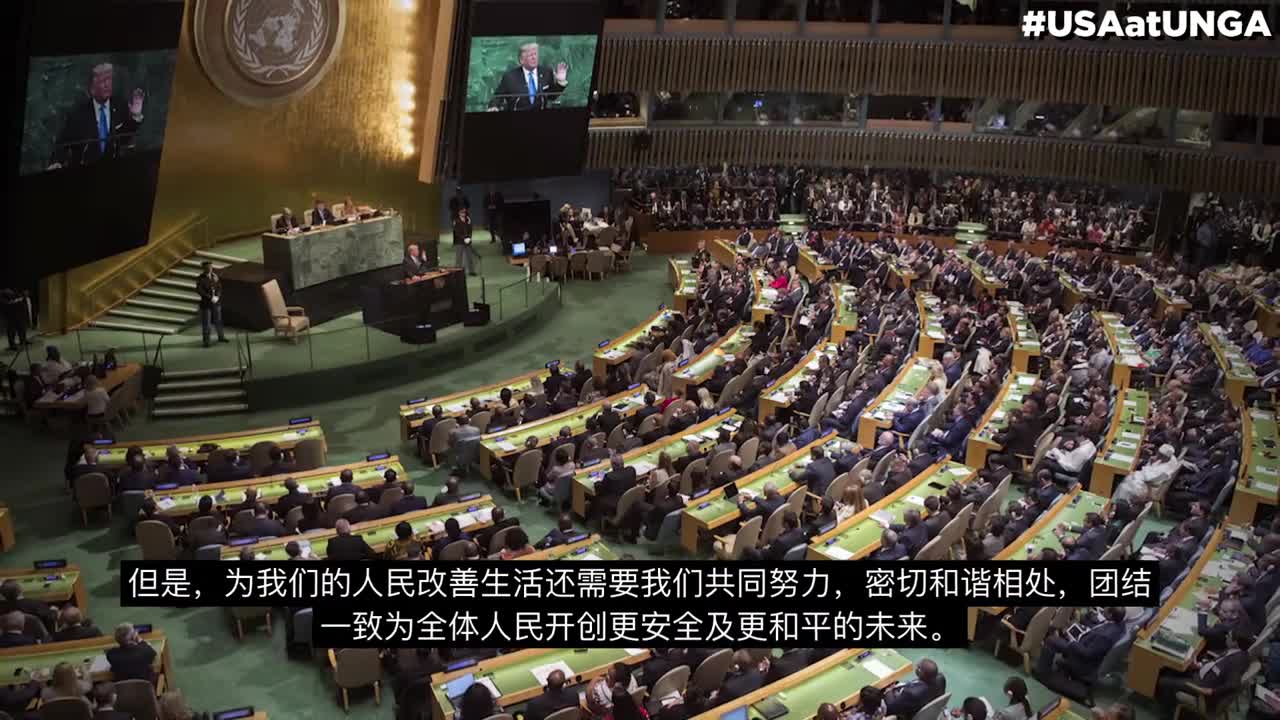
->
[1173,659,1259,720]
[586,250,611,280]
[325,494,357,527]
[470,411,493,434]
[262,279,310,342]
[512,449,544,502]
[488,527,517,556]
[636,414,662,438]
[270,213,283,233]
[135,520,178,561]
[737,436,760,469]
[294,438,326,471]
[529,255,550,281]
[995,606,1055,672]
[713,515,762,560]
[22,614,48,643]
[38,698,93,720]
[230,509,256,536]
[759,505,788,545]
[569,252,589,279]
[707,450,734,478]
[113,679,160,720]
[377,487,404,513]
[605,485,647,535]
[437,539,476,561]
[690,648,734,695]
[648,664,691,704]
[229,605,273,640]
[606,424,627,451]
[914,534,947,561]
[678,458,706,496]
[427,419,457,467]
[284,506,305,534]
[248,441,279,475]
[74,473,112,526]
[544,707,581,720]
[329,647,382,712]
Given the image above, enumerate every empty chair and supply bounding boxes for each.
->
[114,678,160,720]
[437,540,476,561]
[689,648,734,695]
[645,664,690,712]
[511,449,543,502]
[470,410,493,434]
[324,494,357,527]
[910,693,952,720]
[586,250,611,280]
[248,441,278,475]
[291,607,315,657]
[228,605,272,640]
[376,487,404,513]
[738,436,760,468]
[135,520,178,561]
[995,606,1055,672]
[569,252,589,279]
[427,419,458,467]
[330,647,382,712]
[605,485,647,535]
[262,279,310,342]
[488,527,517,556]
[74,473,112,526]
[293,438,326,471]
[647,509,684,556]
[230,509,256,536]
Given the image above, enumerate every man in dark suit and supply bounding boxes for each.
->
[311,199,335,226]
[51,607,100,642]
[239,504,287,538]
[366,469,401,504]
[343,492,386,525]
[1034,607,1127,681]
[274,207,299,233]
[890,510,930,558]
[525,669,578,720]
[1058,512,1108,561]
[259,446,295,477]
[885,658,945,719]
[91,683,133,720]
[430,518,471,559]
[472,506,520,553]
[890,399,926,435]
[488,42,569,111]
[1155,630,1252,711]
[0,580,55,631]
[433,475,463,507]
[591,453,637,522]
[106,623,157,682]
[207,450,253,483]
[273,478,309,519]
[402,243,429,279]
[0,612,35,648]
[766,648,811,683]
[755,512,808,561]
[870,529,909,561]
[390,483,430,515]
[196,261,227,348]
[536,514,577,549]
[800,446,836,497]
[48,63,144,169]
[327,520,375,561]
[326,469,360,502]
[738,482,785,522]
[716,650,765,704]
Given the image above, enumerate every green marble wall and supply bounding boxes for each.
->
[262,214,404,289]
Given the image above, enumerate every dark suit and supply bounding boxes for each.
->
[801,458,836,496]
[326,482,360,502]
[52,624,101,642]
[0,633,35,648]
[592,467,637,519]
[765,649,811,683]
[761,528,808,561]
[1065,526,1107,561]
[892,523,930,557]
[274,214,299,233]
[1036,620,1124,680]
[94,710,134,720]
[311,206,335,226]
[274,490,309,519]
[1156,648,1249,711]
[739,494,785,522]
[885,675,946,719]
[344,504,386,525]
[51,96,142,168]
[106,642,157,682]
[473,517,521,554]
[327,534,375,561]
[490,64,567,111]
[524,686,579,720]
[207,461,252,483]
[871,542,909,561]
[402,254,429,279]
[717,668,764,704]
[390,494,429,516]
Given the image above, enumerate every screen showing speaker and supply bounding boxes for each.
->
[456,0,603,183]
[5,0,184,282]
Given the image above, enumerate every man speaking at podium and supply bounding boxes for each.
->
[48,63,145,169]
[488,43,568,111]
[402,244,428,280]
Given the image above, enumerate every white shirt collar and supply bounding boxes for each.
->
[93,98,110,114]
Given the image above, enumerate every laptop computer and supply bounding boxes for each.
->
[445,673,475,702]
[721,707,749,720]
[511,242,527,257]
[723,483,739,500]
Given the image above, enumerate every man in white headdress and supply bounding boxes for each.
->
[1113,444,1181,504]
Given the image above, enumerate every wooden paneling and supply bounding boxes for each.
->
[587,127,1280,195]
[597,35,1280,116]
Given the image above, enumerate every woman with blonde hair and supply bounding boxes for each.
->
[836,483,867,521]
[40,661,91,701]
[695,387,716,420]
[651,349,677,398]
[159,690,196,720]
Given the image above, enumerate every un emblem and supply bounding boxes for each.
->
[194,0,345,106]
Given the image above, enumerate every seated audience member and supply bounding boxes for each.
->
[473,506,520,552]
[326,469,359,501]
[207,449,252,482]
[52,606,100,642]
[242,503,289,538]
[715,650,765,703]
[0,611,35,648]
[158,690,201,720]
[1154,629,1253,713]
[526,669,578,720]
[844,686,887,720]
[383,521,417,560]
[343,492,386,525]
[536,514,578,549]
[885,658,946,719]
[1033,607,1126,682]
[106,623,158,682]
[91,682,132,720]
[40,662,91,702]
[431,517,471,559]
[587,662,640,716]
[327,519,376,561]
[458,681,497,720]
[273,478,309,519]
[605,685,648,720]
[259,446,295,477]
[391,482,430,515]
[366,468,401,504]
[117,451,157,491]
[870,529,909,561]
[433,475,464,506]
[497,528,535,559]
[992,677,1032,720]
[0,579,54,631]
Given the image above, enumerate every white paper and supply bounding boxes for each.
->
[871,511,893,526]
[905,495,926,506]
[1108,453,1135,464]
[1253,481,1278,494]
[1255,466,1277,477]
[472,507,494,525]
[579,553,603,561]
[297,483,311,494]
[624,648,647,656]
[426,520,446,535]
[632,461,656,476]
[475,677,501,698]
[496,441,518,452]
[530,661,575,687]
[1120,432,1142,440]
[1123,400,1137,407]
[451,512,477,528]
[155,497,176,510]
[328,478,341,487]
[1017,376,1036,386]
[825,546,853,560]
[89,654,111,675]
[861,658,895,680]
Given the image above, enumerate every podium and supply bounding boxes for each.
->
[360,268,468,337]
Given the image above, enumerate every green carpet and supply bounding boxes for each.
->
[0,239,1176,719]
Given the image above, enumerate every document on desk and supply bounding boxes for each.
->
[824,546,853,560]
[475,676,502,698]
[530,661,575,687]
[89,653,112,676]
[861,657,895,680]
[496,441,518,453]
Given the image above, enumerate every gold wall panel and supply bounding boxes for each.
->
[586,127,1280,196]
[45,1,447,331]
[597,35,1280,117]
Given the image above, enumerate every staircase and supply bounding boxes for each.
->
[152,365,249,418]
[89,249,242,335]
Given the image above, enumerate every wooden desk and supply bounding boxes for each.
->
[571,411,743,517]
[751,268,777,325]
[1090,389,1149,498]
[1096,312,1146,390]
[710,238,748,268]
[0,566,87,611]
[34,363,141,411]
[86,420,325,470]
[958,255,1005,297]
[1256,297,1280,337]
[0,505,13,551]
[966,372,1037,471]
[672,325,750,398]
[916,293,945,360]
[429,648,650,720]
[1125,528,1250,697]
[518,534,618,560]
[1229,408,1280,524]
[670,258,697,313]
[593,308,680,379]
[857,359,935,448]
[680,433,849,553]
[398,366,559,441]
[830,283,859,345]
[150,457,408,519]
[797,246,835,283]
[477,386,649,480]
[1200,323,1260,406]
[687,648,912,720]
[221,496,495,560]
[758,344,840,425]
[809,461,974,559]
[0,631,171,688]
[1058,273,1097,311]
[1007,302,1041,373]
[966,489,1109,640]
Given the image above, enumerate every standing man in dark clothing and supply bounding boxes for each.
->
[196,261,227,347]
[484,186,505,246]
[0,289,29,351]
[454,208,476,276]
